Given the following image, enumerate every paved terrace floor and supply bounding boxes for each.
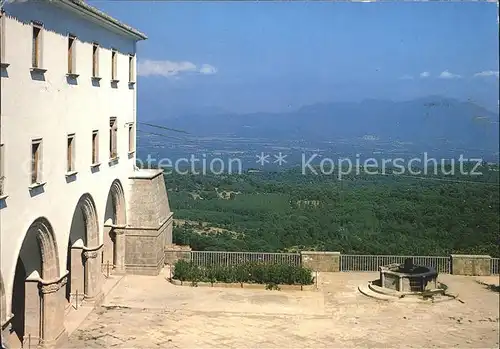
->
[66,271,499,348]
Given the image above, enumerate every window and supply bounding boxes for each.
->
[31,139,42,184]
[67,35,76,74]
[0,12,6,65]
[67,134,75,172]
[92,130,99,164]
[0,144,5,196]
[92,43,99,77]
[128,55,135,83]
[111,49,117,81]
[32,23,42,68]
[128,123,135,153]
[109,118,117,159]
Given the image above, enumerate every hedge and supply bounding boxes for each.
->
[172,260,314,286]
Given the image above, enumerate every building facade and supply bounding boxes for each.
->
[0,1,173,347]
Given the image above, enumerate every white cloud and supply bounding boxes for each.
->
[438,70,462,79]
[474,70,499,78]
[137,59,217,78]
[399,74,414,80]
[419,72,430,78]
[137,60,196,77]
[199,64,217,75]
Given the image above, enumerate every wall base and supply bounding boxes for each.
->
[122,215,173,276]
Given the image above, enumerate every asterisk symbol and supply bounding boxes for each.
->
[273,152,287,166]
[256,152,270,166]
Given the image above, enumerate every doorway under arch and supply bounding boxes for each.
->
[10,217,61,347]
[102,180,126,274]
[66,194,101,307]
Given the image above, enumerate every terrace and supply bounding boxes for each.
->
[66,269,499,348]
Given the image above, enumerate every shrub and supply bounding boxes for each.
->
[172,260,314,285]
[172,260,191,282]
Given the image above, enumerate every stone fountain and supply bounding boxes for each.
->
[358,258,454,302]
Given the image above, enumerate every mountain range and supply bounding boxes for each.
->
[141,96,499,155]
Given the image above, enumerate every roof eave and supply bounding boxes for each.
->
[58,0,148,41]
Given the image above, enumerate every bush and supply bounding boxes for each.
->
[172,260,314,285]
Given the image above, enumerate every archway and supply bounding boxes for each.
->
[102,180,126,274]
[66,194,101,308]
[10,217,62,348]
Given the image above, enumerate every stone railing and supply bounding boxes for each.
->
[164,247,499,276]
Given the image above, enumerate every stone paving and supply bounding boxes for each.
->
[66,271,499,348]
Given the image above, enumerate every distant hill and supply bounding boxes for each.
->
[148,96,499,154]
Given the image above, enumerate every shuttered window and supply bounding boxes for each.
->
[68,35,76,74]
[92,43,99,77]
[32,24,42,68]
[109,118,117,158]
[92,130,99,164]
[31,139,42,184]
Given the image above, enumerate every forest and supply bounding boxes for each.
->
[158,163,499,257]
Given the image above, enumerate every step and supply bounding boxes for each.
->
[368,282,404,298]
[358,284,395,301]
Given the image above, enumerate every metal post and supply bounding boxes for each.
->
[28,334,31,349]
[107,260,110,278]
[76,289,79,310]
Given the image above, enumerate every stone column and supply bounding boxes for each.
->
[83,245,103,302]
[114,228,127,274]
[38,275,68,348]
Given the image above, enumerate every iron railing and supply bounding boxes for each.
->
[491,258,499,275]
[186,251,499,275]
[340,254,451,273]
[190,251,301,267]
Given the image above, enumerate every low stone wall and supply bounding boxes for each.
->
[162,250,496,276]
[164,244,192,265]
[450,254,491,276]
[300,251,340,272]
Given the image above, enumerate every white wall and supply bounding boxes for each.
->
[0,1,142,316]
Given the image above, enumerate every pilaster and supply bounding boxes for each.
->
[38,274,69,349]
[82,244,103,303]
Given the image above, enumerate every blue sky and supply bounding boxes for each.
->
[90,1,499,115]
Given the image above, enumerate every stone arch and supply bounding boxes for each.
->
[66,194,102,306]
[10,217,62,347]
[102,180,127,273]
[69,194,100,247]
[107,179,126,226]
[21,217,60,280]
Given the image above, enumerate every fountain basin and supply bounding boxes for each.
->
[379,260,438,293]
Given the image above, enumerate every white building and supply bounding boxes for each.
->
[0,1,173,348]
